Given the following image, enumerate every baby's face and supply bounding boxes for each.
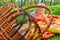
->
[36,8,45,13]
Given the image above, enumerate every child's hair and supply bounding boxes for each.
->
[36,3,46,10]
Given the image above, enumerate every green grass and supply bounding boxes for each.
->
[48,6,60,16]
[46,34,60,40]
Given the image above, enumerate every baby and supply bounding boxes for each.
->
[31,3,53,39]
[32,3,48,24]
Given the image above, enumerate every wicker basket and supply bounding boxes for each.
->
[0,3,53,40]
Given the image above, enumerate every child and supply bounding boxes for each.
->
[32,3,49,24]
[31,3,53,39]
